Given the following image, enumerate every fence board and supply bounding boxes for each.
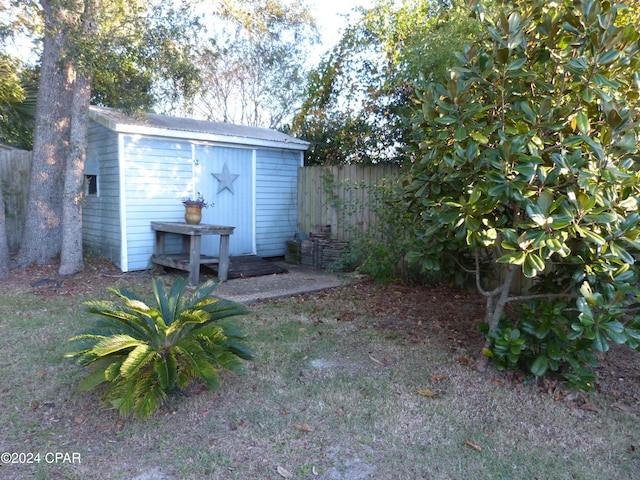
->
[297,165,401,242]
[0,150,32,253]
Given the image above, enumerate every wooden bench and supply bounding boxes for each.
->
[150,222,235,285]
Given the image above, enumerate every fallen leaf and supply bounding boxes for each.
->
[277,465,293,478]
[579,402,601,413]
[294,422,313,432]
[457,357,469,365]
[464,440,482,451]
[416,389,438,397]
[611,402,632,413]
[431,374,449,383]
[368,354,384,366]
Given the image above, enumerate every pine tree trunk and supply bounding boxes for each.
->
[14,0,72,268]
[59,0,95,276]
[59,71,91,275]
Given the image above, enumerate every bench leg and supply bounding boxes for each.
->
[188,235,201,285]
[218,234,230,281]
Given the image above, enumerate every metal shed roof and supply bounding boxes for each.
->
[89,106,309,151]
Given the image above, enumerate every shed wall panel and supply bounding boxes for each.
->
[122,135,194,271]
[255,149,300,257]
[83,123,122,265]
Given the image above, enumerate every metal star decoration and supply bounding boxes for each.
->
[212,163,239,194]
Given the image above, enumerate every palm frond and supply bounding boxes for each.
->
[167,309,210,337]
[84,301,157,337]
[186,279,220,308]
[174,339,220,390]
[119,345,156,378]
[105,360,124,381]
[76,357,117,391]
[200,298,249,321]
[217,318,250,339]
[134,381,166,419]
[107,377,138,417]
[91,334,145,357]
[208,350,247,375]
[153,277,183,327]
[108,286,149,304]
[153,352,177,391]
[224,339,255,361]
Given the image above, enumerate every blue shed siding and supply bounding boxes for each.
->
[83,123,122,265]
[121,135,194,271]
[255,149,302,256]
[85,111,306,273]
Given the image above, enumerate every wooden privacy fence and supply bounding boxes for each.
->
[0,150,31,253]
[297,164,401,242]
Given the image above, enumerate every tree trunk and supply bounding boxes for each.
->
[14,0,73,268]
[59,0,95,276]
[59,70,91,275]
[476,263,518,372]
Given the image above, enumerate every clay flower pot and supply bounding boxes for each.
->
[182,194,211,225]
[184,205,203,225]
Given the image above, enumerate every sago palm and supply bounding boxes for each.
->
[66,277,254,419]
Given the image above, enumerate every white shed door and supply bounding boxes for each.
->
[195,145,254,256]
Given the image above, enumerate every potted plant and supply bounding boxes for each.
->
[182,193,210,225]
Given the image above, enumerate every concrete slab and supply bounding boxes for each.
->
[213,262,356,304]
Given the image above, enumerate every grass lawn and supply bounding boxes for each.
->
[0,262,638,479]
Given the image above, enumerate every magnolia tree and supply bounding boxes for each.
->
[404,0,640,387]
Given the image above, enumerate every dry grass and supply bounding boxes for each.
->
[0,263,638,479]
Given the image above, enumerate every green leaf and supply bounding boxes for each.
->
[598,49,620,65]
[497,250,526,265]
[507,57,527,70]
[530,355,549,377]
[593,330,609,352]
[469,132,489,144]
[547,339,562,361]
[577,226,606,246]
[575,111,590,134]
[608,242,635,264]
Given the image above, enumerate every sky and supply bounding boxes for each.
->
[6,0,372,66]
[309,0,372,51]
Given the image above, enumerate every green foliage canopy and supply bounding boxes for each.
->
[404,0,640,384]
[293,0,487,165]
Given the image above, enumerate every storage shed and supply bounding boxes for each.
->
[83,106,308,272]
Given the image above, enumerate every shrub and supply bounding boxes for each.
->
[404,0,640,385]
[66,277,254,419]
